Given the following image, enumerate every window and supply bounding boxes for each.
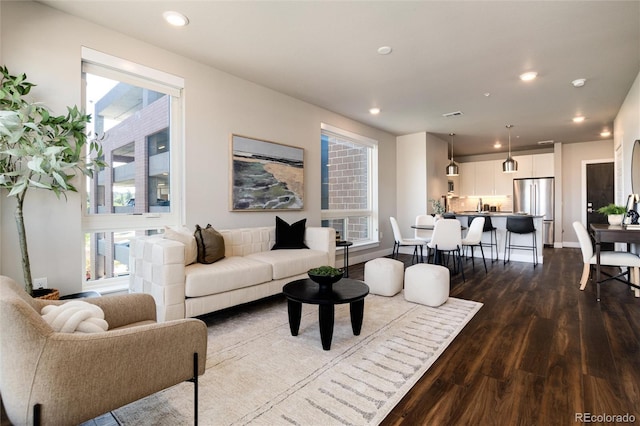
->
[320,123,378,247]
[81,48,184,290]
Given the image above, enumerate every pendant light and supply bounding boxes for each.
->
[502,124,518,173]
[445,132,459,176]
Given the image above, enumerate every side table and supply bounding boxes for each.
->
[336,240,353,277]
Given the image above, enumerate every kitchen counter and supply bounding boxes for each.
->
[450,213,544,264]
[454,212,545,218]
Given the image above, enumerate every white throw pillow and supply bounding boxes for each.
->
[41,301,108,333]
[164,225,198,265]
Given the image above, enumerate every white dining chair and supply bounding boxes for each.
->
[414,214,435,242]
[461,216,487,273]
[390,217,425,264]
[427,219,464,281]
[573,221,640,297]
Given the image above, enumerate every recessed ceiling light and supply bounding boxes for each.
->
[573,116,585,123]
[163,11,189,27]
[572,78,586,87]
[601,130,611,137]
[369,107,381,115]
[519,71,538,81]
[484,92,491,97]
[377,46,392,55]
[494,141,502,148]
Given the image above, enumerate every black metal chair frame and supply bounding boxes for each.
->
[431,244,465,282]
[504,217,538,267]
[392,240,424,264]
[467,215,499,263]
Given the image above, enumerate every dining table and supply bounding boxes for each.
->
[411,224,468,231]
[589,223,640,301]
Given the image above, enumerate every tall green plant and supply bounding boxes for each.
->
[0,66,105,295]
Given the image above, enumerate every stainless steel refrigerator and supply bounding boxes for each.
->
[513,177,555,246]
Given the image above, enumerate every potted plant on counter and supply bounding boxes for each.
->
[596,203,627,225]
[0,66,105,296]
[429,199,446,220]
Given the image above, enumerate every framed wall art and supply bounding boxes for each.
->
[230,134,304,211]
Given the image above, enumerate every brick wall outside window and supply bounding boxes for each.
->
[326,139,369,241]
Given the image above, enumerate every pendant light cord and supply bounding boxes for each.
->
[450,133,455,162]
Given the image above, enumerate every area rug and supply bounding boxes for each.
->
[113,293,482,425]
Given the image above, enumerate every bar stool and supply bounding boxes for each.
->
[504,216,538,267]
[468,215,498,262]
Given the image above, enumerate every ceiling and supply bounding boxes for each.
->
[39,1,640,157]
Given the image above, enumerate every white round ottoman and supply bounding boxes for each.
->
[364,258,404,296]
[404,264,450,307]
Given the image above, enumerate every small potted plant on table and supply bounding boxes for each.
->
[596,203,627,225]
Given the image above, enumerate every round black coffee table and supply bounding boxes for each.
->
[283,278,369,350]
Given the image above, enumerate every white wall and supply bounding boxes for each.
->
[560,140,614,246]
[395,132,447,245]
[396,133,427,236]
[616,71,640,198]
[0,1,397,294]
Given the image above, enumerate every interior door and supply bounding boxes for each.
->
[586,162,614,249]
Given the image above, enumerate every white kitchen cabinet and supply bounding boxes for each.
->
[458,153,553,197]
[532,153,554,177]
[475,161,495,195]
[512,155,533,179]
[494,159,513,195]
[459,162,476,195]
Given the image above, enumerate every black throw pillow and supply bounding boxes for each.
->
[272,216,308,250]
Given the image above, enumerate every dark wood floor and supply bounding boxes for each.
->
[378,248,640,425]
[8,247,637,426]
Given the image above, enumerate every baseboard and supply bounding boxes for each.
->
[563,241,580,249]
[338,247,393,268]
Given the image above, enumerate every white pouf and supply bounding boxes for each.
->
[404,264,450,307]
[364,258,404,296]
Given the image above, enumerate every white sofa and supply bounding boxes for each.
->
[129,226,336,321]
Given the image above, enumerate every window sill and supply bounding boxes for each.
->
[83,277,129,295]
[337,240,380,252]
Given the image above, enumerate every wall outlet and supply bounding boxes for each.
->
[33,277,48,289]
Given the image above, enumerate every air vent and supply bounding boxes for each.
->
[442,111,464,118]
[537,140,555,145]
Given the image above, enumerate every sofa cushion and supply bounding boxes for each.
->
[246,249,329,280]
[163,226,197,265]
[184,257,273,298]
[272,216,308,250]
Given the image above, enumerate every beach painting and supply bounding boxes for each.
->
[230,134,304,210]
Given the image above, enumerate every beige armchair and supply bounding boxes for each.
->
[0,275,207,426]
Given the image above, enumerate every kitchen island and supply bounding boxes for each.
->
[453,212,545,264]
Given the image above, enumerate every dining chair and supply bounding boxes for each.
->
[504,216,538,267]
[461,216,487,273]
[414,214,435,263]
[427,219,465,281]
[414,214,435,241]
[573,221,640,296]
[468,215,499,262]
[390,217,425,264]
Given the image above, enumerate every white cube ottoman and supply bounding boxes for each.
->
[404,263,450,307]
[364,258,404,296]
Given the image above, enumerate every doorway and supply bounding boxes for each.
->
[585,161,614,250]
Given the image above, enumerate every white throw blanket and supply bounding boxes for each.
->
[41,301,108,333]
